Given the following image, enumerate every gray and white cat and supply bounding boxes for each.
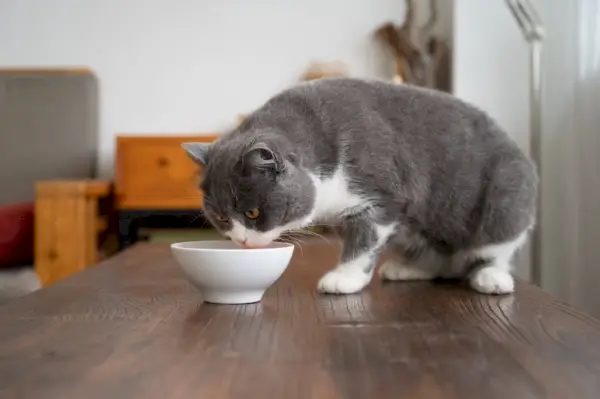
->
[183,78,537,295]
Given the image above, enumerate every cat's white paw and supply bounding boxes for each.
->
[317,268,371,294]
[469,267,514,294]
[379,260,435,281]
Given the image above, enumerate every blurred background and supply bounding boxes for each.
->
[0,0,599,317]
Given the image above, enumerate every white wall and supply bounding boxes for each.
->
[1,0,412,177]
[453,0,530,153]
[452,0,532,279]
[0,0,454,177]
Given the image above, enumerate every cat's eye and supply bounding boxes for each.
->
[215,215,229,223]
[245,208,260,220]
[259,148,273,160]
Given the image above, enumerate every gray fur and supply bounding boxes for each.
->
[337,212,379,273]
[184,78,538,290]
[190,129,314,233]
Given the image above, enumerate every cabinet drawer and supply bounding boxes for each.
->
[115,136,218,209]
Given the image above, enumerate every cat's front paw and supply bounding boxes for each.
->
[469,267,514,295]
[317,268,371,294]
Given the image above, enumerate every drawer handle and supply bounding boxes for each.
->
[48,250,58,261]
[156,157,170,167]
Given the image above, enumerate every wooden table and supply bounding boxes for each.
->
[2,243,600,399]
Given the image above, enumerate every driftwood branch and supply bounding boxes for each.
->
[404,0,416,32]
[375,0,451,92]
[420,0,438,42]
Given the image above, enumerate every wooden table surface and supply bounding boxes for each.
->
[2,243,600,399]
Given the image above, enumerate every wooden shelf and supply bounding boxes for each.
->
[0,68,94,76]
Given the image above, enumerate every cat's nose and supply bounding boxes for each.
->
[241,239,260,249]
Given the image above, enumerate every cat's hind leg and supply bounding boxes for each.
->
[460,230,529,295]
[379,239,446,282]
[317,215,396,294]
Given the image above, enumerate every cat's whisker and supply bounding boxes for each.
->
[281,232,303,243]
[279,233,297,242]
[281,234,310,258]
[187,214,202,226]
[298,228,330,243]
[283,236,305,258]
[201,198,217,207]
[287,228,334,247]
[285,231,315,241]
[295,242,305,258]
[282,232,308,241]
[276,235,305,257]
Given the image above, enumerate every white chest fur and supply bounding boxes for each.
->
[308,168,369,223]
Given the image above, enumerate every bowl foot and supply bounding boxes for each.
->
[201,290,264,304]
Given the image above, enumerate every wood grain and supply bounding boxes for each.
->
[34,180,112,286]
[3,242,600,398]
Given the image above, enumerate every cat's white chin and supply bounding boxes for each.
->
[231,237,275,249]
[227,228,278,248]
[226,219,307,248]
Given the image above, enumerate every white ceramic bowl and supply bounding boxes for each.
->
[170,240,295,304]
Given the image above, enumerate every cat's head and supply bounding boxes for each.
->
[183,134,315,247]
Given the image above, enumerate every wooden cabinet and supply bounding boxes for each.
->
[115,136,218,210]
[35,180,111,286]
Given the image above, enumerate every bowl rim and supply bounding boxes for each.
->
[170,240,294,253]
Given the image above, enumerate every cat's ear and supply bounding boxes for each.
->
[243,143,281,174]
[182,142,211,166]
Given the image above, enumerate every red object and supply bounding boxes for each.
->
[0,202,34,268]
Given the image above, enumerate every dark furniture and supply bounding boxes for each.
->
[1,242,600,398]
